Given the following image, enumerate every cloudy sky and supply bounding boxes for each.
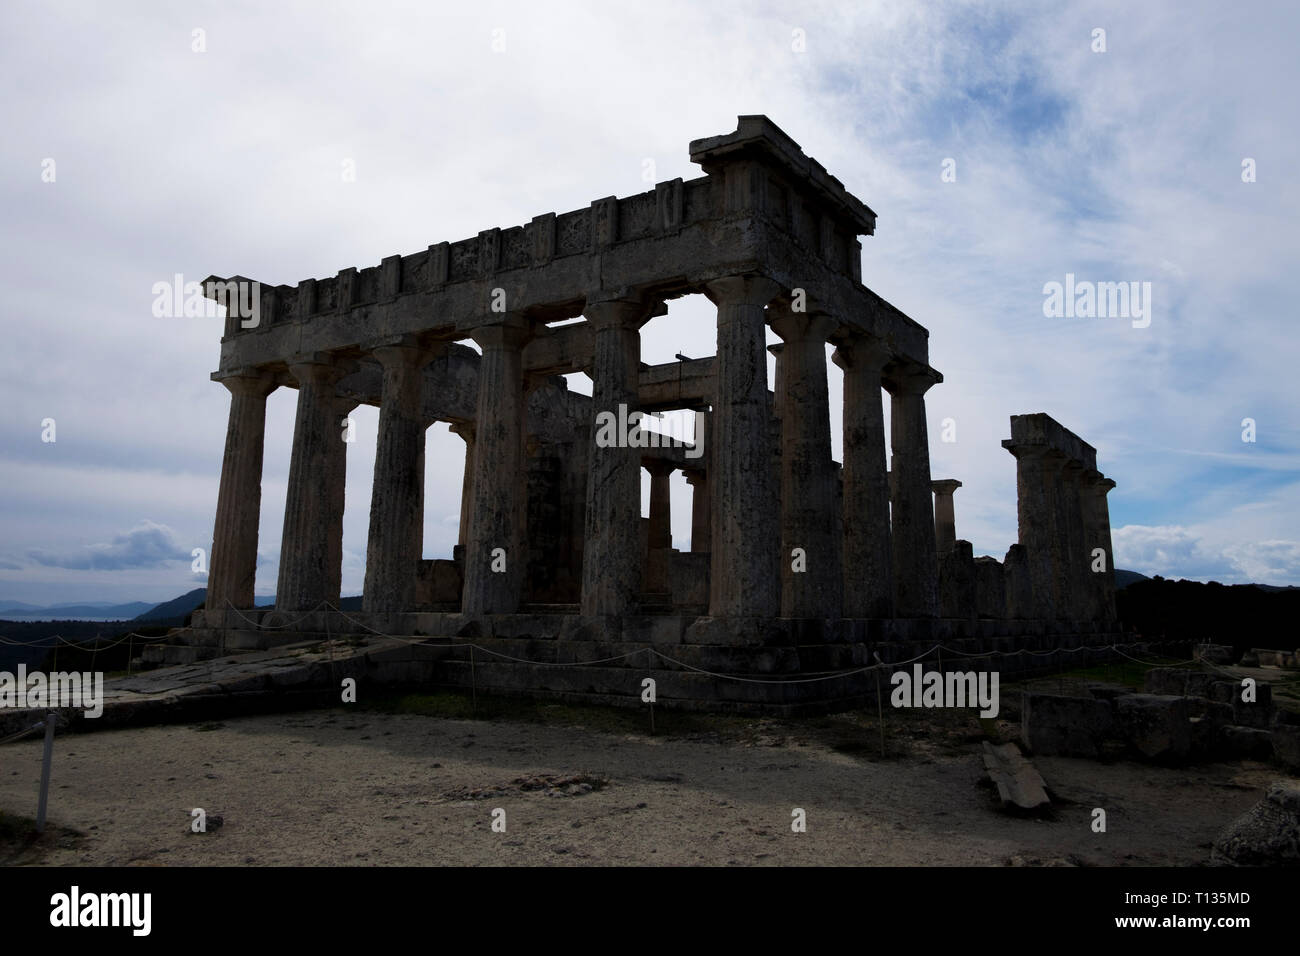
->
[1,0,1296,606]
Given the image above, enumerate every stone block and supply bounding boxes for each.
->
[1115,694,1191,762]
[1272,725,1300,772]
[1021,692,1115,757]
[1221,726,1273,760]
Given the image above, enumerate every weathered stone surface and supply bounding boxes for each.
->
[1210,781,1300,866]
[1115,694,1191,762]
[1195,643,1236,665]
[1272,724,1300,771]
[1022,692,1115,757]
[982,741,1050,813]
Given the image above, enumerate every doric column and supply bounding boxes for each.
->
[644,459,675,595]
[703,275,782,618]
[208,370,275,612]
[579,297,647,616]
[684,468,711,553]
[277,360,349,611]
[833,335,893,618]
[767,343,785,423]
[1000,442,1057,620]
[463,317,532,614]
[931,479,963,555]
[645,460,674,551]
[769,307,841,619]
[450,422,476,553]
[884,363,942,618]
[1084,470,1118,624]
[1042,450,1073,620]
[1062,460,1089,621]
[364,342,438,612]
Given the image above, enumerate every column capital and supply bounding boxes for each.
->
[1001,439,1053,462]
[702,274,782,309]
[449,420,476,442]
[214,368,276,397]
[882,361,942,396]
[768,307,836,344]
[643,458,676,478]
[831,332,891,373]
[683,468,707,486]
[287,358,350,387]
[932,478,963,496]
[582,293,661,331]
[470,315,532,352]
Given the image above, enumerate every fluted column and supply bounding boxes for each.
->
[684,468,711,553]
[703,275,782,618]
[364,343,437,612]
[208,371,275,612]
[646,460,674,551]
[1001,441,1057,620]
[450,422,476,553]
[579,297,646,616]
[1062,460,1090,621]
[1084,471,1118,624]
[277,361,349,611]
[463,318,532,614]
[833,336,893,618]
[932,479,963,555]
[644,459,674,594]
[1042,451,1073,620]
[769,307,840,619]
[884,364,942,618]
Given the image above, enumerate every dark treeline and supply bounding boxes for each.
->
[1118,577,1300,653]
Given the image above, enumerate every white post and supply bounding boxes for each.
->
[36,711,55,833]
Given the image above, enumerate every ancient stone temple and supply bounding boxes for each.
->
[181,116,1124,711]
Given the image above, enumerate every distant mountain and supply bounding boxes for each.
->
[1113,568,1149,590]
[134,587,208,622]
[0,599,153,618]
[0,600,44,613]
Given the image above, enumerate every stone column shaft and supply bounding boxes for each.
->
[646,461,674,551]
[685,468,711,553]
[1085,472,1118,624]
[834,338,893,618]
[463,320,531,614]
[579,299,645,616]
[1063,461,1090,622]
[932,479,962,555]
[364,345,434,612]
[451,423,476,551]
[278,362,349,611]
[770,309,840,619]
[208,372,274,611]
[704,276,782,618]
[1001,442,1057,620]
[1043,452,1074,620]
[886,366,941,618]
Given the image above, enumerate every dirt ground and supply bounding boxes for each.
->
[0,688,1288,867]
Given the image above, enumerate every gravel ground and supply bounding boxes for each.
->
[0,704,1284,866]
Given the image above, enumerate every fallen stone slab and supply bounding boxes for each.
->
[1210,781,1300,866]
[982,741,1050,813]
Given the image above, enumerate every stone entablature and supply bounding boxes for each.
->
[204,116,929,377]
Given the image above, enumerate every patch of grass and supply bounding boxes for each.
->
[358,689,749,738]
